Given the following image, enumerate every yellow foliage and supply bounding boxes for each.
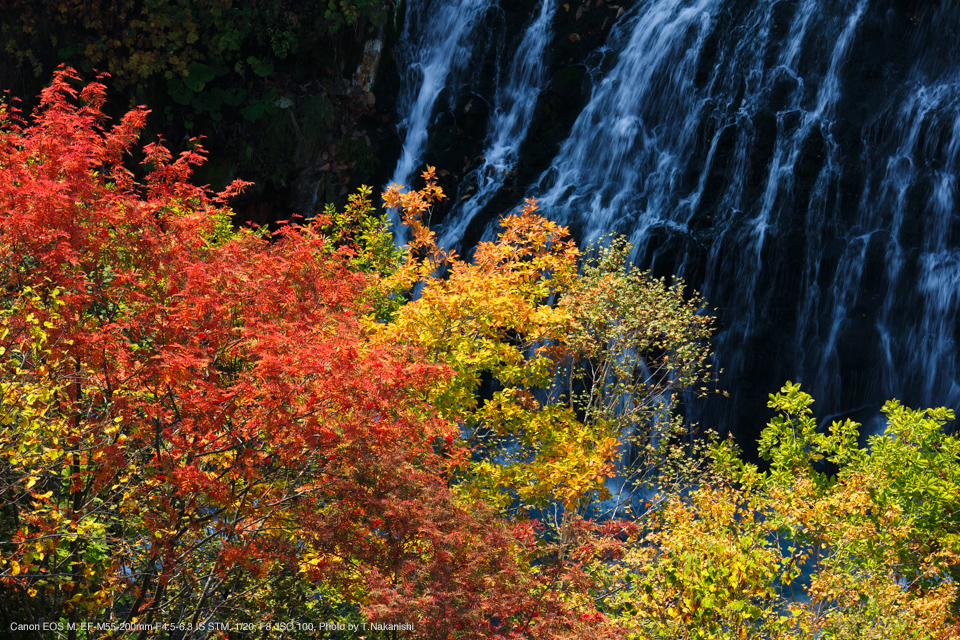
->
[590,385,960,639]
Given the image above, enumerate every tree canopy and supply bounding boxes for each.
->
[1,69,958,639]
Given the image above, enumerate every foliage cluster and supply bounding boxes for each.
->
[379,182,716,522]
[596,382,960,639]
[2,70,960,639]
[1,0,393,200]
[2,0,390,89]
[0,69,592,638]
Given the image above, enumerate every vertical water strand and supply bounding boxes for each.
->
[680,0,820,429]
[914,84,960,408]
[697,0,868,415]
[805,3,960,423]
[883,76,960,412]
[863,87,935,408]
[535,0,724,239]
[389,0,495,192]
[671,3,776,236]
[437,0,559,251]
[784,0,870,411]
[421,0,960,434]
[898,6,960,411]
[753,0,867,262]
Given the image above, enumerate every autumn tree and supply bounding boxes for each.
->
[15,65,957,640]
[378,173,717,531]
[587,383,960,639]
[0,69,617,639]
[368,172,960,637]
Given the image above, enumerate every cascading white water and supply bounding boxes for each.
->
[389,0,495,192]
[871,76,960,413]
[387,0,960,436]
[536,0,723,238]
[713,0,869,420]
[436,0,559,251]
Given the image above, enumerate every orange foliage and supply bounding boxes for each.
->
[0,69,618,637]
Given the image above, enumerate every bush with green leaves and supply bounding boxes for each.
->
[592,382,960,639]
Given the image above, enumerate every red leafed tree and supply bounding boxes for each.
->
[0,68,617,638]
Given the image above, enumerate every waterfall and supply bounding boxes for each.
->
[535,0,725,238]
[437,0,559,251]
[386,0,960,438]
[389,0,495,192]
[870,74,960,416]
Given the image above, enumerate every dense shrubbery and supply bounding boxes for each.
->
[2,1,393,205]
[2,0,390,86]
[2,71,959,639]
[2,0,388,131]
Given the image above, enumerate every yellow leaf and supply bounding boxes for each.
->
[11,560,20,576]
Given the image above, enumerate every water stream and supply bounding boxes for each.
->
[387,0,960,438]
[389,0,496,192]
[436,0,559,251]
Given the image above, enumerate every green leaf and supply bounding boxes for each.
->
[183,62,216,92]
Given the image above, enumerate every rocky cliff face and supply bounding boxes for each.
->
[368,0,960,448]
